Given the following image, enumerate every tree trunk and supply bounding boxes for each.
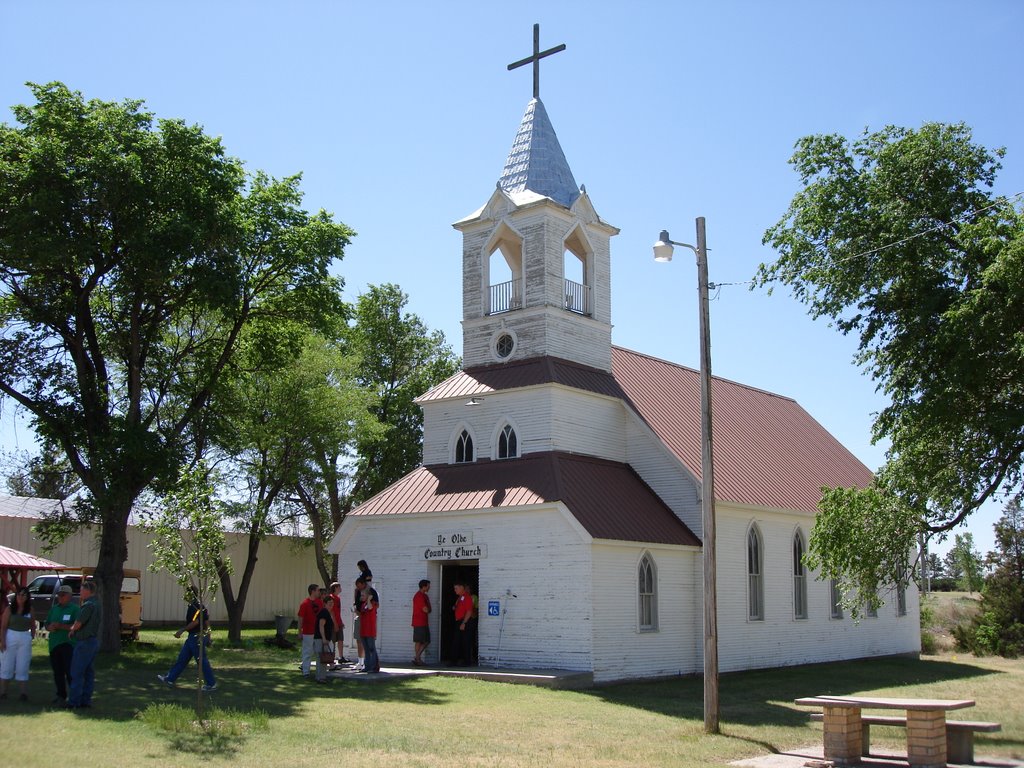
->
[217,523,262,644]
[93,503,132,653]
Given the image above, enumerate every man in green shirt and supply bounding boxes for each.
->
[45,584,79,705]
[67,580,101,709]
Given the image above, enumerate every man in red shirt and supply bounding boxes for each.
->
[358,586,380,673]
[411,579,431,666]
[328,582,347,666]
[296,583,322,678]
[452,582,473,666]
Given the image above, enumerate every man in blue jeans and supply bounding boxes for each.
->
[157,587,217,691]
[67,580,101,709]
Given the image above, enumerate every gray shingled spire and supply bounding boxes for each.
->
[497,98,580,208]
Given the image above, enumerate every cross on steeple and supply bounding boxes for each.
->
[507,23,566,100]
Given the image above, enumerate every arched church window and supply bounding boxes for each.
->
[793,529,808,620]
[638,553,658,631]
[497,424,518,459]
[747,525,764,621]
[455,430,474,464]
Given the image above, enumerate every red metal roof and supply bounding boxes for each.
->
[417,348,872,514]
[611,347,873,512]
[0,544,67,571]
[417,356,625,402]
[350,452,700,547]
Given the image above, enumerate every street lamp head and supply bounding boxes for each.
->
[653,230,674,262]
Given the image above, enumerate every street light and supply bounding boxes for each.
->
[653,217,719,734]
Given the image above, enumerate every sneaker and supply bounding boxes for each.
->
[201,683,217,692]
[19,693,28,702]
[157,674,175,688]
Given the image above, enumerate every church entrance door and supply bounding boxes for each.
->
[439,561,479,666]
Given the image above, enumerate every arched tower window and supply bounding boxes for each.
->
[563,226,593,316]
[497,424,518,459]
[486,224,524,314]
[454,430,474,464]
[638,553,658,631]
[747,525,764,621]
[793,529,808,620]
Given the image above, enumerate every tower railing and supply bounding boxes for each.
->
[564,279,590,315]
[489,278,523,314]
[488,278,590,315]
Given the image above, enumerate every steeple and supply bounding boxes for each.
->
[454,25,618,372]
[497,98,580,209]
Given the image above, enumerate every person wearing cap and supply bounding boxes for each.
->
[45,584,79,704]
[157,586,217,692]
[67,580,101,709]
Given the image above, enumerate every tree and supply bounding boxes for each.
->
[291,284,460,583]
[0,83,351,650]
[954,500,1024,656]
[210,328,373,643]
[2,440,82,499]
[758,122,1024,601]
[949,533,984,594]
[142,463,229,714]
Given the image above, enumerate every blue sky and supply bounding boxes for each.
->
[2,1,1021,557]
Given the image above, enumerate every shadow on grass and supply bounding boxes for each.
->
[582,655,1000,729]
[21,631,452,729]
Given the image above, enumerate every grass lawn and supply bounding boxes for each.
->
[1,628,1020,768]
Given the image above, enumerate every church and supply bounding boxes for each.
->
[328,32,920,683]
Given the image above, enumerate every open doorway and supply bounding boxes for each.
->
[439,561,479,665]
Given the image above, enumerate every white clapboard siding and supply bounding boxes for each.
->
[624,413,703,535]
[333,506,594,670]
[714,505,920,672]
[0,512,319,623]
[422,387,626,466]
[590,542,702,683]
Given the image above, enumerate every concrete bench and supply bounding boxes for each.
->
[809,712,1001,764]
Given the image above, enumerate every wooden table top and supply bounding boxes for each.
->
[796,695,975,711]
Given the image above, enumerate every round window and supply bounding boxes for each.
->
[495,332,515,359]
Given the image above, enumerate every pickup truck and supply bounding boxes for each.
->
[22,569,143,640]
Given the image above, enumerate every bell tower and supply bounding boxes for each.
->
[453,26,618,372]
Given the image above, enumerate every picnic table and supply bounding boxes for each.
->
[795,695,976,768]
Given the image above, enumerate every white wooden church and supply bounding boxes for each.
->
[329,38,920,683]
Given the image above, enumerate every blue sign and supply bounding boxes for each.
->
[487,600,500,617]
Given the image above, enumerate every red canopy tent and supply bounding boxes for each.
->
[0,544,67,594]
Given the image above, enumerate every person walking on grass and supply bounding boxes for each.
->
[411,579,431,666]
[157,587,217,692]
[0,587,35,701]
[45,584,79,704]
[67,580,101,709]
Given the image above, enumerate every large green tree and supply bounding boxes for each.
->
[0,82,351,650]
[292,284,460,583]
[210,326,373,642]
[759,123,1024,600]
